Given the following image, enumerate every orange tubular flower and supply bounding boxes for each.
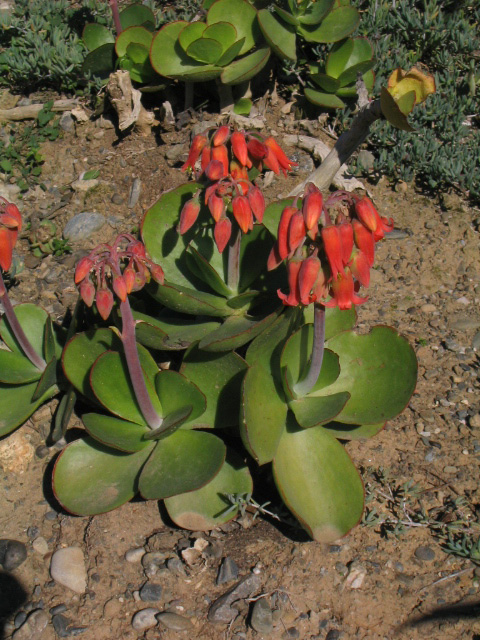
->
[0,200,22,272]
[355,196,394,242]
[287,211,307,254]
[74,256,94,284]
[352,219,375,267]
[349,249,370,287]
[205,159,226,181]
[247,137,268,160]
[247,186,265,223]
[298,256,321,305]
[263,146,281,174]
[201,146,211,172]
[302,187,323,230]
[211,145,229,177]
[232,195,252,233]
[212,125,230,147]
[96,288,115,321]
[214,217,232,253]
[264,137,298,176]
[207,192,225,222]
[231,132,249,166]
[326,270,367,311]
[113,275,128,302]
[321,225,345,278]
[79,279,95,307]
[338,222,354,266]
[277,259,302,306]
[178,198,201,234]
[181,134,207,171]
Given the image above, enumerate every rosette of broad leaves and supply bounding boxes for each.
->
[82,3,157,83]
[239,307,417,542]
[305,36,375,109]
[150,0,270,85]
[54,326,252,528]
[380,67,436,132]
[257,0,360,62]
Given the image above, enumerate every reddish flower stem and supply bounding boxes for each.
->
[119,297,162,429]
[0,271,46,371]
[109,0,122,35]
[294,302,325,397]
[227,225,241,292]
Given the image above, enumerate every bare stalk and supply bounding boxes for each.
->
[109,0,122,35]
[227,225,241,292]
[0,271,46,371]
[294,303,325,397]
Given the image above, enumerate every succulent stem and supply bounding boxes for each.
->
[109,0,122,35]
[294,303,325,397]
[119,297,162,429]
[227,225,241,292]
[0,271,46,371]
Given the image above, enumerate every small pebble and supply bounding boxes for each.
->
[14,612,27,629]
[111,193,124,205]
[139,582,163,602]
[131,608,159,631]
[470,414,480,428]
[32,537,49,556]
[63,212,106,241]
[282,628,300,639]
[156,612,194,631]
[0,539,27,571]
[50,604,67,615]
[250,598,274,634]
[414,546,435,562]
[44,511,57,521]
[50,547,87,594]
[216,557,239,585]
[128,178,141,208]
[27,527,39,539]
[166,556,186,577]
[326,630,342,640]
[125,547,145,563]
[35,445,49,459]
[12,609,49,640]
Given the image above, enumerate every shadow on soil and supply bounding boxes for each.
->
[0,571,27,639]
[397,600,480,635]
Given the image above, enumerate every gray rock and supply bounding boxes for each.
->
[59,112,75,133]
[451,317,480,331]
[63,212,105,241]
[141,551,168,575]
[385,229,410,240]
[14,612,27,629]
[139,582,162,602]
[250,598,273,634]
[12,609,49,640]
[52,613,71,637]
[165,143,189,166]
[157,612,194,631]
[470,414,480,428]
[125,547,145,563]
[132,608,159,631]
[0,539,27,570]
[473,332,480,351]
[128,178,141,208]
[216,557,239,585]
[166,556,186,577]
[414,546,435,562]
[325,631,343,640]
[32,536,48,556]
[282,628,300,639]
[208,574,261,624]
[111,193,124,205]
[50,547,87,594]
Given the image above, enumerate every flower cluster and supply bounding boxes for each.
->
[74,234,164,320]
[269,186,393,310]
[0,198,22,272]
[179,125,297,252]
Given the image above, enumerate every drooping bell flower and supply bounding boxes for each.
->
[112,275,128,302]
[96,288,115,321]
[74,256,94,284]
[247,186,265,223]
[212,125,230,147]
[208,192,225,222]
[322,225,344,278]
[352,219,375,267]
[0,200,22,272]
[298,255,321,305]
[232,195,252,233]
[288,212,306,254]
[182,134,207,171]
[277,259,302,306]
[338,222,354,266]
[211,144,229,177]
[263,146,281,174]
[247,137,268,160]
[178,197,201,234]
[231,131,249,166]
[201,146,211,172]
[349,248,370,287]
[79,279,95,307]
[355,196,394,242]
[264,137,298,176]
[205,159,226,181]
[302,186,323,230]
[326,270,367,310]
[214,217,232,253]
[267,205,298,269]
[230,160,249,182]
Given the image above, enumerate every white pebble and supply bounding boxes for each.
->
[50,547,87,594]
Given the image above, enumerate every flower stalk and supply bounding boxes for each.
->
[227,225,241,292]
[109,0,122,35]
[294,302,325,397]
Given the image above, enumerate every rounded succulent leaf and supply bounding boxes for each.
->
[82,43,116,80]
[207,0,259,55]
[132,310,221,351]
[186,38,224,64]
[221,47,271,85]
[297,0,335,25]
[119,3,155,30]
[155,369,206,427]
[198,310,280,352]
[0,303,49,359]
[297,6,360,43]
[0,380,57,437]
[257,9,296,62]
[304,87,346,109]
[115,26,153,58]
[139,430,226,499]
[379,86,414,132]
[164,452,253,530]
[204,22,237,49]
[52,437,151,516]
[326,37,373,79]
[323,420,385,441]
[82,23,115,51]
[178,21,207,51]
[82,412,151,452]
[273,423,364,541]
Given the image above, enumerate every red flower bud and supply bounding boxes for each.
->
[207,192,225,222]
[96,288,114,321]
[131,241,146,258]
[230,160,249,181]
[352,219,375,267]
[150,263,165,285]
[247,137,268,160]
[231,131,249,166]
[201,146,211,172]
[349,249,370,287]
[298,256,321,305]
[263,146,280,174]
[4,203,22,230]
[211,144,229,177]
[355,196,380,232]
[277,259,302,306]
[212,125,230,147]
[321,225,344,278]
[287,211,306,253]
[0,213,21,229]
[79,279,95,307]
[338,222,354,265]
[123,267,135,294]
[178,198,201,234]
[113,275,127,302]
[277,205,298,261]
[181,134,207,171]
[74,256,94,283]
[302,188,323,230]
[247,186,265,223]
[232,195,252,233]
[205,159,225,181]
[214,217,232,253]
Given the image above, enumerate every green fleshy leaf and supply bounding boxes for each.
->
[204,22,237,49]
[302,305,357,341]
[90,350,161,426]
[262,197,293,237]
[143,406,193,440]
[297,6,360,43]
[62,328,122,400]
[164,452,253,530]
[309,72,341,93]
[125,42,149,64]
[0,303,49,358]
[83,412,150,452]
[31,356,57,402]
[51,386,76,443]
[147,280,232,317]
[52,437,151,516]
[325,326,417,424]
[221,47,271,85]
[337,59,375,88]
[178,21,207,51]
[155,369,206,426]
[150,22,222,81]
[298,0,335,25]
[207,0,259,55]
[238,224,275,292]
[304,87,346,108]
[380,86,414,132]
[199,310,280,352]
[233,97,252,115]
[82,23,114,52]
[132,310,220,351]
[0,350,41,383]
[216,38,245,67]
[257,9,296,62]
[325,37,365,77]
[323,420,385,440]
[119,3,155,30]
[272,5,299,27]
[43,316,56,363]
[180,345,248,429]
[116,26,153,58]
[0,380,58,437]
[186,38,224,64]
[82,43,116,80]
[139,430,226,499]
[226,291,259,309]
[186,244,233,297]
[273,423,364,541]
[289,392,350,428]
